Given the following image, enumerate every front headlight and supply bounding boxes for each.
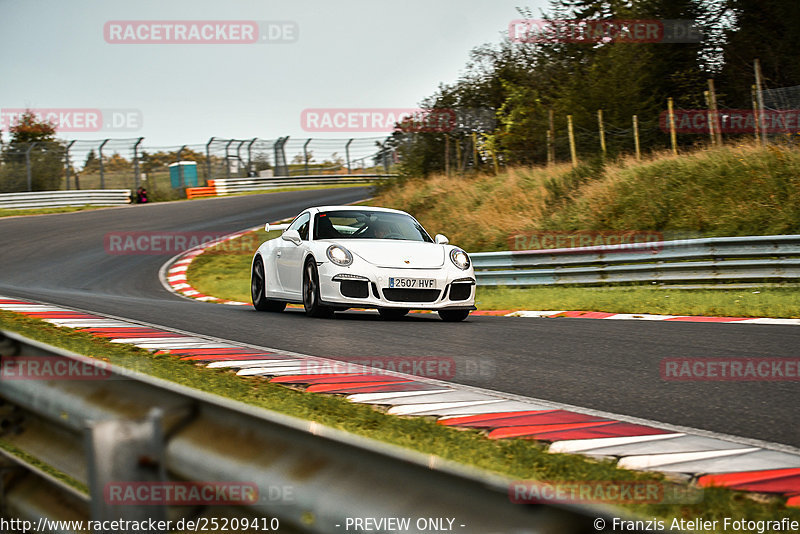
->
[449,248,470,270]
[326,244,353,266]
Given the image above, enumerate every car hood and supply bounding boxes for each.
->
[335,240,445,268]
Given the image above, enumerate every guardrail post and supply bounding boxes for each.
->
[65,140,76,191]
[86,408,168,529]
[205,137,215,182]
[133,137,144,189]
[98,139,109,189]
[303,138,311,175]
[25,142,37,192]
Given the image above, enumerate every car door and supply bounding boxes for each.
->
[276,212,310,296]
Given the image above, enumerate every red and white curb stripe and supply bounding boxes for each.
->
[2,294,799,508]
[159,226,262,305]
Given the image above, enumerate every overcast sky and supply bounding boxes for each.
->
[0,0,550,147]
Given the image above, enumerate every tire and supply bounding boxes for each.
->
[251,257,286,312]
[438,309,470,322]
[378,308,409,320]
[303,259,334,318]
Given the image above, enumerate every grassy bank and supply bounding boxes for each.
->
[375,143,800,252]
[1,309,798,526]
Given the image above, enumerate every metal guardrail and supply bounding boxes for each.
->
[0,189,132,210]
[209,174,396,195]
[0,329,632,534]
[470,235,800,286]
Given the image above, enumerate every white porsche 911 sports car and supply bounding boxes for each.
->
[250,206,476,321]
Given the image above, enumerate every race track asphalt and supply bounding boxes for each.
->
[1,187,798,448]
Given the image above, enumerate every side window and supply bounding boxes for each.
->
[289,212,310,241]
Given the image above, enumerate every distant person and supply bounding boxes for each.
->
[135,187,148,204]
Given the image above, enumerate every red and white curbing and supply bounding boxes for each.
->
[1,293,799,509]
[159,226,262,306]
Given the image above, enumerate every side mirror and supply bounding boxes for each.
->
[266,223,289,232]
[434,234,449,245]
[281,229,302,245]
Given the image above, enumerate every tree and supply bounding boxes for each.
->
[0,110,64,192]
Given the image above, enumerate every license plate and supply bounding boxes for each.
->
[388,277,436,289]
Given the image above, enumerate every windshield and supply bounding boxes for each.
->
[313,210,433,242]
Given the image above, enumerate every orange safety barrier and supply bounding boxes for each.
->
[186,186,217,199]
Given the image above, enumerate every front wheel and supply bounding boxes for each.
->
[251,257,286,312]
[303,260,334,318]
[438,309,470,322]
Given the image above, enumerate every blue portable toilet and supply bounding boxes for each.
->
[169,161,199,188]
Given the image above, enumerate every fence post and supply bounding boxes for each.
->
[98,139,109,189]
[345,138,353,174]
[133,137,143,189]
[303,138,311,175]
[708,79,722,145]
[667,98,678,155]
[445,134,450,176]
[65,140,76,190]
[567,115,577,167]
[235,140,246,177]
[224,139,234,180]
[547,109,555,165]
[176,146,185,188]
[25,142,37,191]
[597,109,606,157]
[751,85,761,144]
[703,90,715,146]
[472,132,478,169]
[247,138,256,176]
[632,115,641,161]
[754,59,767,145]
[205,137,215,180]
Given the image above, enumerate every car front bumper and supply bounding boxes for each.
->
[317,262,476,310]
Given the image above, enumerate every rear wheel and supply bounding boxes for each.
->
[438,309,470,322]
[303,260,334,318]
[378,308,409,320]
[251,257,286,312]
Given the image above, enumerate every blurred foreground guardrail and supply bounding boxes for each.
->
[186,174,396,198]
[0,329,633,534]
[471,235,800,286]
[0,189,131,210]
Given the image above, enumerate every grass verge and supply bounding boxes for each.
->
[1,309,798,526]
[0,205,109,218]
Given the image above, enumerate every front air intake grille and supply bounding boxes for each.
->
[382,288,441,303]
[340,280,369,298]
[449,283,472,301]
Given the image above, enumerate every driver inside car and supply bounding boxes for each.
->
[371,220,392,239]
